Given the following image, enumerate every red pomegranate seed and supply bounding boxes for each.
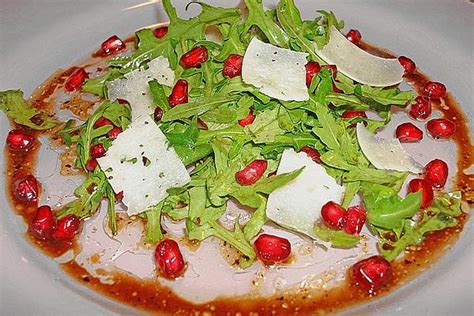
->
[64,68,88,92]
[108,127,122,139]
[398,56,416,74]
[223,54,244,78]
[153,26,168,39]
[409,96,432,120]
[94,116,114,128]
[395,122,423,142]
[321,201,345,230]
[408,178,434,209]
[180,46,208,69]
[154,107,164,122]
[197,118,208,130]
[341,110,367,119]
[155,239,186,279]
[422,81,446,99]
[235,160,268,186]
[299,146,321,164]
[305,61,321,87]
[6,130,36,151]
[343,205,366,235]
[254,234,291,265]
[332,83,343,93]
[116,99,129,105]
[31,205,55,240]
[322,64,337,78]
[14,175,39,202]
[115,191,124,202]
[98,35,126,56]
[85,158,98,172]
[346,29,362,44]
[423,159,449,189]
[169,79,188,107]
[341,110,367,127]
[351,255,392,292]
[238,110,255,127]
[90,143,106,158]
[52,215,81,241]
[426,118,456,139]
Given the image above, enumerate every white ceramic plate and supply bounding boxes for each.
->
[1,1,473,315]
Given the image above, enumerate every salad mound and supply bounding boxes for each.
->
[1,0,470,313]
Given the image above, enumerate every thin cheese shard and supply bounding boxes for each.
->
[266,149,345,238]
[107,56,174,120]
[97,117,190,216]
[357,123,422,173]
[316,26,404,87]
[242,38,309,101]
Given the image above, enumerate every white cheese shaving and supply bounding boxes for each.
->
[106,56,174,120]
[316,26,404,87]
[242,38,309,101]
[97,117,190,216]
[356,123,422,173]
[266,149,345,238]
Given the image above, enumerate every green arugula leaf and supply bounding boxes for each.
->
[0,90,58,130]
[314,223,360,248]
[105,184,118,235]
[82,69,122,97]
[149,79,171,112]
[110,0,240,72]
[56,169,109,219]
[214,23,246,61]
[360,183,422,230]
[243,196,267,240]
[243,0,289,47]
[162,96,238,122]
[165,118,212,165]
[187,219,256,265]
[245,106,287,143]
[379,192,462,261]
[145,203,164,243]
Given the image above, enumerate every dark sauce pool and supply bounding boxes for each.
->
[4,36,473,315]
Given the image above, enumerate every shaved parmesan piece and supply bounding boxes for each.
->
[357,123,422,173]
[316,26,404,87]
[266,149,345,238]
[97,117,190,216]
[242,38,309,101]
[107,56,174,120]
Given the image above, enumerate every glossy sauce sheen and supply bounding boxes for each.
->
[4,38,473,314]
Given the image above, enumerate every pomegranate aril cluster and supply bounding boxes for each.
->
[31,205,81,242]
[320,201,366,235]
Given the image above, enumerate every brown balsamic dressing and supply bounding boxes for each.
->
[4,39,472,315]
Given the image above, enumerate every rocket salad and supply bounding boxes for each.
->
[1,0,464,295]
